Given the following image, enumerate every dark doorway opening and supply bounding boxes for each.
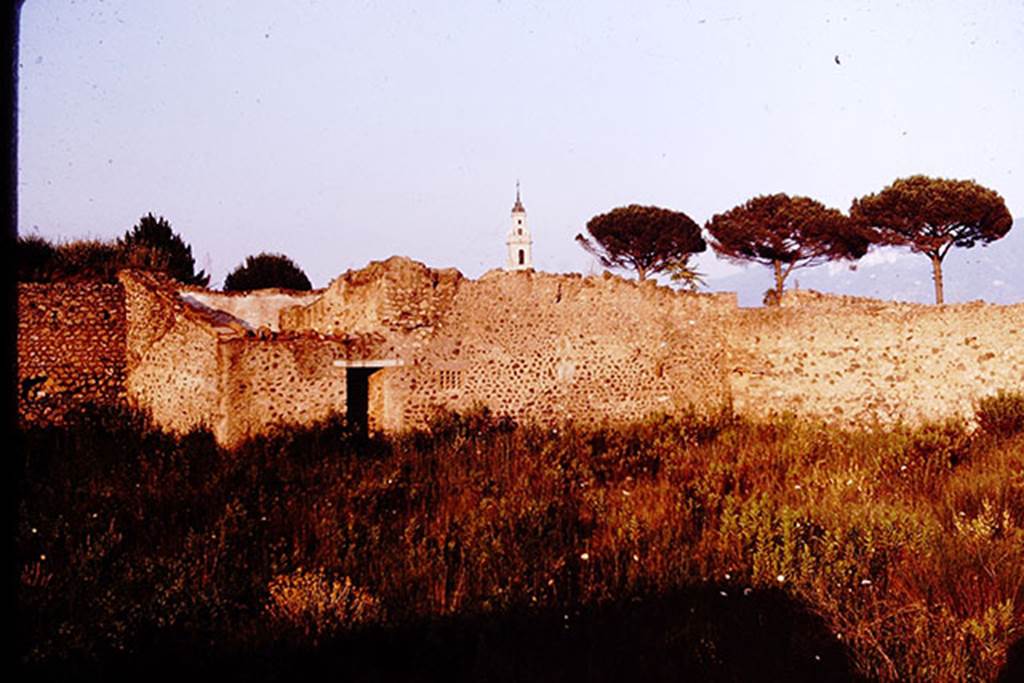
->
[336,359,403,434]
[346,368,375,434]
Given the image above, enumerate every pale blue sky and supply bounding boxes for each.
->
[17,1,1024,290]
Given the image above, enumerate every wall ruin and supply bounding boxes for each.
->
[119,271,363,447]
[729,290,1024,426]
[277,257,737,429]
[17,282,126,424]
[218,335,350,446]
[16,258,1024,447]
[181,288,320,332]
[120,271,227,437]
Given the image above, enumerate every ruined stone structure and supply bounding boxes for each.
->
[730,290,1024,425]
[18,282,126,423]
[17,257,1024,447]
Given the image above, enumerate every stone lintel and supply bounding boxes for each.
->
[333,359,405,369]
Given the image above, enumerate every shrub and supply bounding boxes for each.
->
[16,235,59,282]
[223,253,312,292]
[975,390,1024,438]
[17,218,208,286]
[120,213,209,286]
[16,237,123,283]
[15,406,1023,680]
[266,569,383,643]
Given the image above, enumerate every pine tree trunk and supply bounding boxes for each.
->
[930,253,944,305]
[773,260,785,301]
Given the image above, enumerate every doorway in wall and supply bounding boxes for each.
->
[336,359,404,434]
[345,368,374,434]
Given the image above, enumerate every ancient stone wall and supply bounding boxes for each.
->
[729,290,1024,425]
[181,289,321,332]
[120,271,226,436]
[122,272,390,447]
[218,335,349,447]
[395,271,737,427]
[17,282,126,423]
[18,259,1024,446]
[280,257,462,336]
[282,257,737,430]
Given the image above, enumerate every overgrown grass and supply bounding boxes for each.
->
[16,398,1024,681]
[17,234,177,283]
[976,390,1024,440]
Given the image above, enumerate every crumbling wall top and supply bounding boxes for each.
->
[179,287,321,332]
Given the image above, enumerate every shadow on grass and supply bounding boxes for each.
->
[997,637,1024,683]
[22,585,859,683]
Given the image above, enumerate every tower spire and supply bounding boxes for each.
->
[506,181,532,270]
[512,180,525,213]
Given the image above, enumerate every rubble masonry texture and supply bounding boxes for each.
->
[17,257,1024,447]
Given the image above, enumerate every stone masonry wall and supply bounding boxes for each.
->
[17,282,126,423]
[120,271,226,436]
[181,289,321,332]
[280,257,462,336]
[391,271,736,428]
[123,272,392,447]
[18,259,1024,446]
[281,257,737,430]
[218,335,349,447]
[729,290,1024,425]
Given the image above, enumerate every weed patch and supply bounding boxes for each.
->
[16,404,1024,681]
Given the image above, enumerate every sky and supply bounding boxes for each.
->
[16,0,1024,292]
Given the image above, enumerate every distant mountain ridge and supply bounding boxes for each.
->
[706,217,1023,307]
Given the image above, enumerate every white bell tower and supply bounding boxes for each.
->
[505,181,533,271]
